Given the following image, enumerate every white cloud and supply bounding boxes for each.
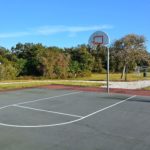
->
[35,25,113,35]
[0,25,113,38]
[0,32,30,38]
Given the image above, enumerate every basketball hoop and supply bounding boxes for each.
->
[88,31,110,93]
[88,31,109,49]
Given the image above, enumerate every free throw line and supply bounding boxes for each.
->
[13,105,83,118]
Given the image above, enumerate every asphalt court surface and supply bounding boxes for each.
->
[0,88,150,150]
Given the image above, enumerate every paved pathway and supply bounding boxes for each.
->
[101,80,150,89]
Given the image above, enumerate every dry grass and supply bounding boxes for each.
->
[76,73,150,81]
[0,80,103,91]
[143,86,150,90]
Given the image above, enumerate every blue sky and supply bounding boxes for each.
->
[0,0,150,51]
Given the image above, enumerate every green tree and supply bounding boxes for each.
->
[90,45,107,73]
[69,61,81,77]
[37,47,70,79]
[110,34,150,80]
[11,43,46,76]
[67,45,94,76]
[0,62,17,80]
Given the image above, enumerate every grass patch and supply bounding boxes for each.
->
[52,81,103,87]
[76,73,150,81]
[1,73,150,82]
[0,80,104,91]
[143,86,150,90]
[0,72,150,91]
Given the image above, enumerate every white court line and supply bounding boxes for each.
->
[80,95,136,119]
[15,91,82,105]
[0,95,136,128]
[14,105,83,118]
[0,105,12,110]
[0,91,82,111]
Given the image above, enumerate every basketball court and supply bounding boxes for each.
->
[0,87,150,150]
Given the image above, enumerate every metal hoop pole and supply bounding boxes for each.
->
[107,47,110,93]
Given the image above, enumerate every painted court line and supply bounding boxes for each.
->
[13,105,83,118]
[0,91,82,111]
[80,95,136,119]
[16,91,82,105]
[0,95,136,128]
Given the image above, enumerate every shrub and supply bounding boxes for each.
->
[78,70,92,77]
[0,64,17,80]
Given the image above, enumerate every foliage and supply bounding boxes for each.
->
[11,43,45,76]
[67,45,94,77]
[110,34,150,80]
[0,63,17,80]
[37,47,70,79]
[0,33,149,80]
[90,45,107,72]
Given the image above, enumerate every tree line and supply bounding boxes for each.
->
[0,34,150,80]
